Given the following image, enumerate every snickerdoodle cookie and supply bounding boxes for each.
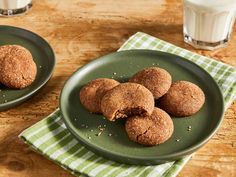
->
[159,81,205,117]
[80,78,120,113]
[129,67,172,99]
[101,83,154,121]
[0,45,37,89]
[125,107,174,146]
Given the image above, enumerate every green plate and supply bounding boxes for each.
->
[0,25,55,111]
[60,50,224,165]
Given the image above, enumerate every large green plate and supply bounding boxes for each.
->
[0,26,55,111]
[60,50,224,165]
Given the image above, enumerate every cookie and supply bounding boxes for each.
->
[159,81,205,117]
[125,107,174,146]
[101,83,154,121]
[129,67,172,99]
[0,45,37,89]
[79,78,120,113]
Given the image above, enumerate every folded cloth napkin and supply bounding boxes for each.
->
[19,32,236,177]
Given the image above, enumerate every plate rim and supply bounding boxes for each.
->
[60,49,224,163]
[0,25,56,110]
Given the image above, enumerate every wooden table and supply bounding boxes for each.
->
[0,0,235,176]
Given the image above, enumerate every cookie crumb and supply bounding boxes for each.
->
[113,72,117,75]
[108,133,112,137]
[99,128,105,131]
[90,129,93,132]
[88,136,91,139]
[176,139,180,142]
[96,131,103,136]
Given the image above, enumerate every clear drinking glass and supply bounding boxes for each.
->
[0,0,32,16]
[183,0,236,50]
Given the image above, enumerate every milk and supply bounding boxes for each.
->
[183,0,236,49]
[0,0,31,9]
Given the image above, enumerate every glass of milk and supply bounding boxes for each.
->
[183,0,236,50]
[0,0,32,16]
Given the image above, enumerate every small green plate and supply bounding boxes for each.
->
[60,50,224,165]
[0,26,55,111]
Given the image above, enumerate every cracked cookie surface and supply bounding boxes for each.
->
[101,83,154,121]
[125,107,174,146]
[159,80,205,117]
[129,67,172,99]
[80,78,120,113]
[0,45,37,89]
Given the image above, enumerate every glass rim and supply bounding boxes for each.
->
[0,2,32,16]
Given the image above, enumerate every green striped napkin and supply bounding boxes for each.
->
[19,32,236,177]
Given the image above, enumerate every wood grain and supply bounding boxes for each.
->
[0,0,235,176]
